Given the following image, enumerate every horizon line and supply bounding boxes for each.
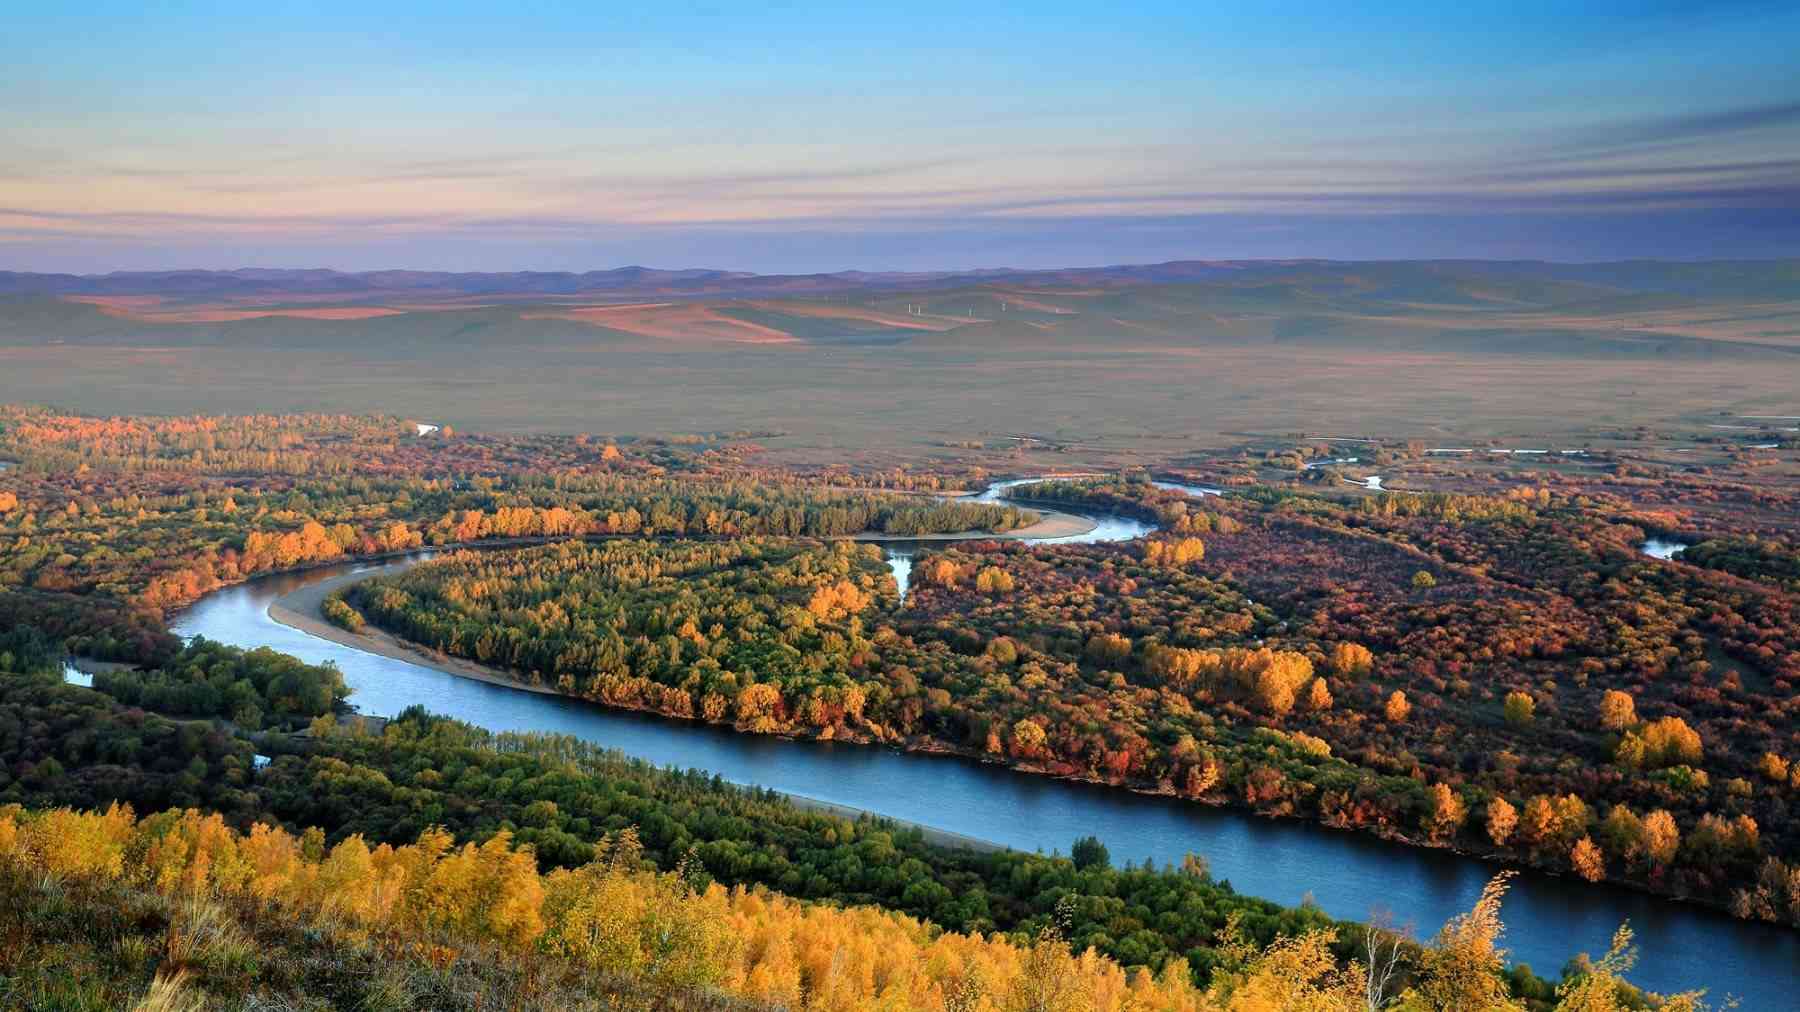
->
[7,254,1799,279]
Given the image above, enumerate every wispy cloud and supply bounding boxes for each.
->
[1510,100,1800,170]
[1461,158,1800,185]
[1608,100,1800,146]
[6,4,1800,269]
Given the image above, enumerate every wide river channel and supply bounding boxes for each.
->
[170,479,1794,1004]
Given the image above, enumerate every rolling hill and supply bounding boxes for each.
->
[3,259,1798,357]
[2,259,1795,447]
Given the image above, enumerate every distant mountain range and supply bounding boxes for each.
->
[2,259,1796,360]
[5,259,1789,301]
[0,261,1289,299]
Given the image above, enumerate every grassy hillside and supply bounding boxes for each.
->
[1,263,1795,453]
[0,803,1718,1011]
[6,262,1799,356]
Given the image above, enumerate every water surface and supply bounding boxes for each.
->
[1151,479,1224,497]
[169,484,1793,1003]
[877,479,1157,596]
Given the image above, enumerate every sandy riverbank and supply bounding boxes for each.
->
[850,507,1095,542]
[270,564,569,698]
[66,656,142,675]
[268,564,1005,853]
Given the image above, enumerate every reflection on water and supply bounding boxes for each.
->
[1151,479,1224,497]
[879,476,1158,597]
[167,481,1796,1005]
[885,546,917,599]
[976,477,1158,544]
[1641,538,1689,560]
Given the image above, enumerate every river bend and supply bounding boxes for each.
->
[170,480,1794,1003]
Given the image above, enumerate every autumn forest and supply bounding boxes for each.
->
[0,403,1795,1009]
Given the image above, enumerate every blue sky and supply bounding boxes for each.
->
[3,1,1798,272]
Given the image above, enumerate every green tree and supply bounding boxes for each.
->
[1071,835,1111,871]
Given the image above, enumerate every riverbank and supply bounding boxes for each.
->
[270,565,569,699]
[272,557,1443,850]
[65,656,140,675]
[167,509,1085,633]
[224,473,1775,955]
[270,567,1006,854]
[275,555,1770,932]
[186,551,1794,1003]
[271,562,1489,870]
[851,506,1095,542]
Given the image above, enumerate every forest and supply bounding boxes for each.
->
[0,799,1720,1011]
[1679,536,1800,593]
[0,406,1794,1007]
[0,406,1027,661]
[341,477,1800,927]
[90,637,350,729]
[0,665,1717,1010]
[0,660,1335,982]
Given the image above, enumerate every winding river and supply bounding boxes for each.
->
[170,480,1794,1004]
[876,477,1157,597]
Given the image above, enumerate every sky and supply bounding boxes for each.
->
[4,1,1799,273]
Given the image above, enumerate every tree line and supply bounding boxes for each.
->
[0,663,1725,1009]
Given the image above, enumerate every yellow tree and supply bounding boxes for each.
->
[1486,797,1518,847]
[807,579,871,619]
[1329,642,1374,678]
[1146,645,1218,691]
[1642,810,1681,866]
[1597,690,1636,731]
[1758,752,1791,783]
[734,683,786,731]
[1549,925,1718,1011]
[1503,691,1535,727]
[1003,911,1097,1012]
[1428,783,1466,844]
[1306,677,1333,712]
[1570,837,1606,883]
[1086,633,1134,668]
[1599,805,1645,863]
[1205,925,1362,1011]
[923,557,961,588]
[1385,690,1411,723]
[1520,796,1558,848]
[1010,719,1050,760]
[1252,652,1315,717]
[975,566,1016,594]
[1145,536,1206,567]
[1641,716,1702,766]
[1410,873,1523,1012]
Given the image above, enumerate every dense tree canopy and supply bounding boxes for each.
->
[2,408,1797,935]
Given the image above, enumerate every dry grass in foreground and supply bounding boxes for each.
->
[0,804,1727,1012]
